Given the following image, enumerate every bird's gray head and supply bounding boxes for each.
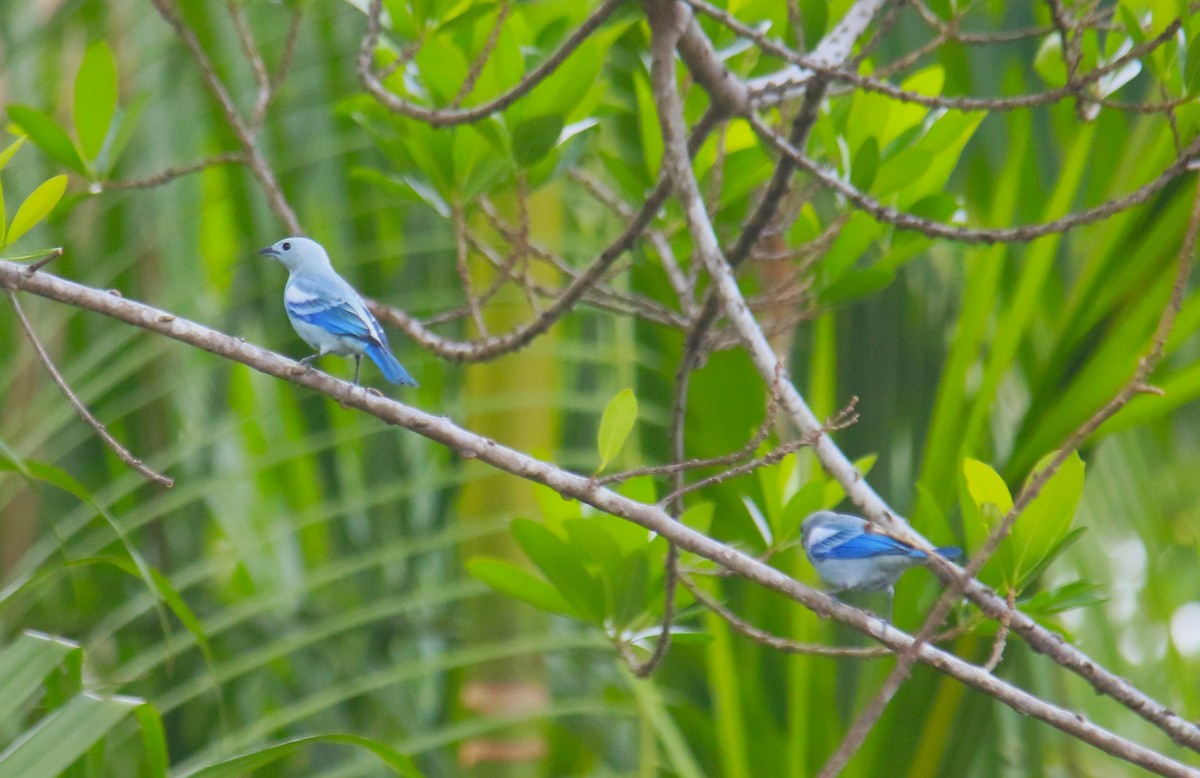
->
[257,237,331,273]
[800,511,864,547]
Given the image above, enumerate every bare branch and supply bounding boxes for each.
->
[693,0,1183,116]
[103,153,246,191]
[450,0,512,109]
[750,112,1200,244]
[358,0,623,126]
[682,574,969,658]
[743,0,888,101]
[5,290,174,488]
[150,0,302,234]
[367,112,720,362]
[453,204,488,335]
[22,248,65,274]
[984,590,1017,672]
[227,1,271,131]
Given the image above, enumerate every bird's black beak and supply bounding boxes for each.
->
[258,246,278,257]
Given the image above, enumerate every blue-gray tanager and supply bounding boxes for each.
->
[259,237,417,387]
[801,511,962,618]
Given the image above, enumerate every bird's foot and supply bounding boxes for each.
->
[291,354,319,375]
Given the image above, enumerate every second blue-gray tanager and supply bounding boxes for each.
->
[801,510,962,619]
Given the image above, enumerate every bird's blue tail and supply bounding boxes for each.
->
[933,546,963,560]
[365,343,418,386]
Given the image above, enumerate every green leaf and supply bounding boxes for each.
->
[512,115,563,167]
[634,71,663,181]
[1121,5,1147,45]
[823,454,877,508]
[1034,35,1067,87]
[778,481,825,543]
[679,502,715,536]
[0,247,62,264]
[1187,34,1200,94]
[820,266,895,306]
[466,558,579,619]
[596,388,638,473]
[962,458,1014,513]
[0,135,25,172]
[1016,526,1089,591]
[610,549,650,629]
[5,176,67,247]
[1021,580,1107,616]
[0,693,143,778]
[0,632,80,725]
[563,518,623,581]
[511,519,606,625]
[132,704,169,778]
[452,124,511,200]
[1012,451,1085,585]
[821,211,882,283]
[850,136,879,191]
[74,41,119,162]
[873,149,933,198]
[5,106,87,176]
[181,733,423,778]
[102,94,147,174]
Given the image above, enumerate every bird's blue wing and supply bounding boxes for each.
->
[285,283,381,345]
[810,530,923,560]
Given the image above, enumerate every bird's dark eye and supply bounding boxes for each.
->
[282,242,291,251]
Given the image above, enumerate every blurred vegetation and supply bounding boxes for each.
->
[1,0,1199,775]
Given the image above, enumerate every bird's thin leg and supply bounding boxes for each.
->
[298,354,318,367]
[353,355,362,386]
[886,587,895,625]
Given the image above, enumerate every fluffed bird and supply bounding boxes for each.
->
[801,510,962,620]
[259,237,417,387]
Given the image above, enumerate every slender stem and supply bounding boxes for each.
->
[5,291,174,487]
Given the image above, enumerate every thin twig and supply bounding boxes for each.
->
[103,153,246,191]
[984,589,1016,672]
[228,1,271,132]
[683,574,968,658]
[450,0,511,109]
[751,111,1200,245]
[5,291,174,487]
[367,112,721,362]
[453,204,488,335]
[150,0,302,234]
[23,248,65,274]
[359,0,623,125]
[661,398,858,507]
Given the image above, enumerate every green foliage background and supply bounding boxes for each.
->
[1,0,1199,775]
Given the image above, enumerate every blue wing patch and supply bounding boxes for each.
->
[286,296,381,346]
[810,530,924,560]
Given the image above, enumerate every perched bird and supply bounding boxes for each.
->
[259,237,417,387]
[801,511,962,619]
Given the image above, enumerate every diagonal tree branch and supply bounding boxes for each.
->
[5,291,174,488]
[817,171,1200,776]
[640,0,1200,767]
[1,256,1196,776]
[150,0,302,234]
